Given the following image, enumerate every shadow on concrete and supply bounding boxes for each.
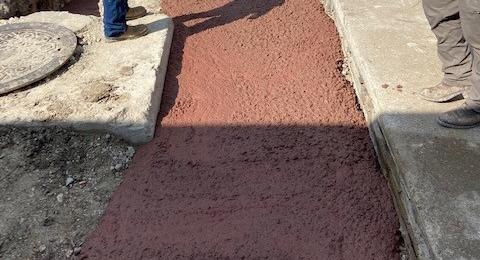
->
[70,122,401,259]
[4,112,480,259]
[357,111,480,260]
[145,18,172,34]
[159,0,285,120]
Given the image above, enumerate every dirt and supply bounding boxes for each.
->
[77,0,401,259]
[0,0,71,18]
[64,0,98,16]
[0,126,133,259]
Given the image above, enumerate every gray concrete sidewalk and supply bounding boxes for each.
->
[324,0,480,259]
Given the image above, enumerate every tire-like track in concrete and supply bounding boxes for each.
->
[79,0,400,259]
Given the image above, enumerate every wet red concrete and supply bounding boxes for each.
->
[78,0,400,259]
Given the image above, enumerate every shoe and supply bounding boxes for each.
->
[126,6,147,21]
[419,82,467,103]
[105,24,149,42]
[437,102,480,129]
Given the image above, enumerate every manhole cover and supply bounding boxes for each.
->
[0,22,77,95]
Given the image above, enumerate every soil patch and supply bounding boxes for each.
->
[0,0,70,18]
[64,0,99,16]
[0,127,133,259]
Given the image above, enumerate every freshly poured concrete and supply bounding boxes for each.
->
[324,0,480,259]
[0,10,173,144]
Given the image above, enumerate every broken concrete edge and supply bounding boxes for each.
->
[96,16,173,144]
[322,0,433,259]
[100,15,173,144]
[127,17,174,144]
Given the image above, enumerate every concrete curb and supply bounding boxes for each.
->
[321,1,431,258]
[323,0,480,259]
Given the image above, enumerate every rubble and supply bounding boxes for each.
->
[0,0,71,18]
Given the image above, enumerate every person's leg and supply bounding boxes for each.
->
[103,0,127,37]
[423,0,473,86]
[420,0,473,102]
[460,0,480,105]
[437,0,480,128]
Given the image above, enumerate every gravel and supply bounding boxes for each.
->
[0,0,71,18]
[0,126,134,259]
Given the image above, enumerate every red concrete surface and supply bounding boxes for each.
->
[78,0,400,259]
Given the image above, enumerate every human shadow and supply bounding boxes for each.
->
[175,0,285,35]
[64,0,100,16]
[158,0,285,120]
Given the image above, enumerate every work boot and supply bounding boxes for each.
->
[419,82,467,103]
[126,6,147,21]
[438,102,480,129]
[105,24,149,42]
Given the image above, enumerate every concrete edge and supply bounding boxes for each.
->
[82,16,174,144]
[132,17,174,144]
[87,16,174,144]
[0,15,174,145]
[321,0,434,259]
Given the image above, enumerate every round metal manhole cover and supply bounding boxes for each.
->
[0,22,77,95]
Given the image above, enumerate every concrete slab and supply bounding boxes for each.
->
[324,0,480,259]
[0,11,173,144]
